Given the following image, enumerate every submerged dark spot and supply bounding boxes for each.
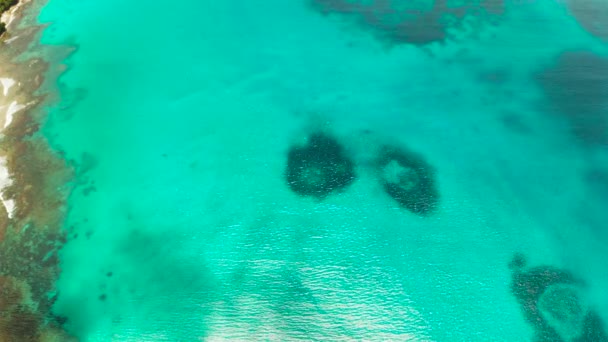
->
[479,69,510,84]
[99,294,107,301]
[106,272,113,277]
[537,51,608,145]
[78,152,98,174]
[376,146,438,216]
[509,255,608,341]
[585,169,608,199]
[81,185,97,196]
[285,133,356,199]
[509,252,527,270]
[502,113,530,134]
[52,314,68,326]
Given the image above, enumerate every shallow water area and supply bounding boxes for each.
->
[32,0,608,340]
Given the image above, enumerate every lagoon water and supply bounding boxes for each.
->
[35,0,608,340]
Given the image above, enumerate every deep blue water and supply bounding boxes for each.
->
[35,0,608,340]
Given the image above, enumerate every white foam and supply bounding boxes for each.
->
[0,78,15,97]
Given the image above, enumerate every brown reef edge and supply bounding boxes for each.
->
[0,0,74,341]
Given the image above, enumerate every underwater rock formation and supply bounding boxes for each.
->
[285,132,356,199]
[537,51,608,145]
[376,145,438,216]
[309,0,504,45]
[509,254,608,342]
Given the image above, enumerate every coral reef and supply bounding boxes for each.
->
[509,254,608,342]
[309,0,504,45]
[286,132,356,199]
[376,145,438,216]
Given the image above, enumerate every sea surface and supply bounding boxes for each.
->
[33,0,608,340]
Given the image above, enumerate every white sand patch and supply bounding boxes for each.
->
[0,77,15,96]
[4,100,24,129]
[4,35,19,44]
[2,198,14,218]
[0,157,14,218]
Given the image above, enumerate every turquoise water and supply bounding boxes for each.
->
[36,0,608,340]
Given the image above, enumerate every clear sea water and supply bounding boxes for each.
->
[35,0,608,340]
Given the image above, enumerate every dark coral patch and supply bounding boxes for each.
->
[536,51,608,145]
[286,133,356,199]
[509,255,608,341]
[376,146,438,216]
[581,311,608,342]
[310,0,504,46]
[511,262,580,334]
[567,0,608,42]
